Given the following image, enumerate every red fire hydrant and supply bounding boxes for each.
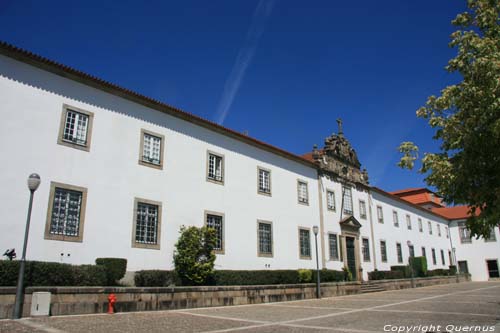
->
[107,294,116,314]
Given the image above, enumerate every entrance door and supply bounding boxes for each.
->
[458,261,469,274]
[346,237,357,280]
[486,260,499,278]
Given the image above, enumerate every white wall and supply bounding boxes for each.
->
[449,220,500,281]
[0,55,320,272]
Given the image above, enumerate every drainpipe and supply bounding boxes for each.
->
[367,189,378,271]
[317,174,326,268]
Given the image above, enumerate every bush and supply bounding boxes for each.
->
[134,270,179,287]
[427,269,451,277]
[213,270,300,286]
[313,269,346,283]
[409,256,427,277]
[0,260,107,286]
[298,269,312,283]
[368,270,404,280]
[174,226,216,286]
[95,258,127,285]
[390,265,411,278]
[449,265,457,275]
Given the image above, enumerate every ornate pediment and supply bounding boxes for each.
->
[339,215,362,230]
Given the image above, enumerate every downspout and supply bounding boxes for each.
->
[367,189,378,271]
[317,173,326,268]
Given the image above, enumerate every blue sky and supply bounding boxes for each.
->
[0,0,465,191]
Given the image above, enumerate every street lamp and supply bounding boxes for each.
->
[313,225,320,298]
[13,173,41,319]
[407,240,415,288]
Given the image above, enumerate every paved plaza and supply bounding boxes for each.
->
[1,282,499,333]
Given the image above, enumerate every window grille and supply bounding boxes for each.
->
[380,241,387,262]
[258,169,271,194]
[208,153,223,182]
[327,191,336,211]
[359,200,367,219]
[393,211,399,227]
[63,110,89,145]
[299,229,311,257]
[428,221,433,235]
[432,249,437,265]
[329,234,339,260]
[50,187,83,237]
[362,238,370,261]
[406,215,412,230]
[458,222,471,243]
[377,206,384,223]
[418,218,423,232]
[142,133,161,165]
[298,181,309,204]
[258,222,272,255]
[135,203,159,245]
[409,245,415,258]
[396,243,403,263]
[441,249,445,265]
[445,226,449,238]
[437,224,441,237]
[207,214,223,250]
[343,186,353,215]
[421,247,426,258]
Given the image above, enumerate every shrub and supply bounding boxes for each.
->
[298,269,312,283]
[342,266,353,281]
[313,269,346,283]
[174,226,216,286]
[449,265,457,275]
[390,265,410,278]
[427,269,451,277]
[0,260,107,286]
[368,270,404,280]
[134,270,179,287]
[95,258,127,285]
[409,256,427,277]
[213,270,300,286]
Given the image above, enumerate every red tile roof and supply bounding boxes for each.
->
[431,206,479,220]
[389,188,428,195]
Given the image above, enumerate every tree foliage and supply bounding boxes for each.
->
[173,225,216,285]
[399,0,500,237]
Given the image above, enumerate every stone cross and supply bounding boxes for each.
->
[336,118,343,136]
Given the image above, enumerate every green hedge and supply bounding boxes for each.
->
[0,260,107,287]
[368,270,405,280]
[312,269,346,283]
[95,258,127,285]
[410,256,427,277]
[427,269,452,276]
[134,270,180,287]
[390,265,411,278]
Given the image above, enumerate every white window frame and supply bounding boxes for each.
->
[359,200,367,219]
[139,129,164,169]
[205,211,225,253]
[57,104,94,152]
[207,151,224,184]
[257,220,273,257]
[342,186,353,215]
[257,167,271,195]
[132,198,162,250]
[377,206,384,224]
[297,180,309,205]
[406,214,412,230]
[393,210,399,227]
[327,190,336,211]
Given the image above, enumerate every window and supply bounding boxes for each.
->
[409,245,415,258]
[343,186,353,215]
[418,218,423,232]
[406,215,412,230]
[362,238,370,261]
[396,243,403,263]
[207,151,224,184]
[329,233,339,260]
[432,248,437,265]
[359,200,367,219]
[257,167,271,195]
[57,105,94,151]
[45,182,87,242]
[297,181,309,205]
[428,221,433,235]
[440,249,445,265]
[421,247,426,258]
[448,250,452,265]
[485,228,497,242]
[133,199,162,249]
[257,221,273,256]
[377,206,384,223]
[206,212,224,253]
[139,129,164,169]
[458,222,471,243]
[380,240,387,262]
[299,228,311,258]
[437,224,441,237]
[393,211,399,227]
[445,226,449,238]
[327,190,336,211]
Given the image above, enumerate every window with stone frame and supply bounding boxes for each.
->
[377,206,384,224]
[393,210,399,227]
[418,218,423,232]
[421,247,426,258]
[257,221,273,256]
[432,248,437,265]
[134,201,160,247]
[58,105,94,151]
[297,181,309,204]
[139,129,164,169]
[329,233,339,260]
[437,224,441,237]
[380,240,387,262]
[406,214,412,230]
[327,190,336,211]
[409,245,415,258]
[485,227,497,242]
[258,168,271,195]
[428,221,433,235]
[362,238,370,261]
[359,200,367,219]
[458,222,471,243]
[445,226,449,238]
[48,186,84,238]
[396,243,403,263]
[299,228,311,258]
[206,213,224,252]
[207,152,224,183]
[342,186,353,215]
[440,249,445,265]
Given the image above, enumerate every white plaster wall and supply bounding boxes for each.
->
[0,55,321,272]
[449,220,500,281]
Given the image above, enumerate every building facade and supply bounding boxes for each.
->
[0,42,498,281]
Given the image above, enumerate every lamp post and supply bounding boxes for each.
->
[13,174,41,319]
[407,240,415,288]
[313,225,320,298]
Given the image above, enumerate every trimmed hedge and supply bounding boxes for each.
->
[410,256,427,277]
[390,265,411,278]
[95,258,127,285]
[0,260,107,287]
[134,269,346,287]
[368,270,405,280]
[427,269,452,276]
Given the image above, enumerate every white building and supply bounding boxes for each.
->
[0,42,498,282]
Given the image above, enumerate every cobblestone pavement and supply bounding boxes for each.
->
[1,282,499,333]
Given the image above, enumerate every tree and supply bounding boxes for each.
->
[173,226,216,285]
[399,0,500,237]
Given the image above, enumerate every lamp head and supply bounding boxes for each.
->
[313,225,319,235]
[27,173,41,192]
